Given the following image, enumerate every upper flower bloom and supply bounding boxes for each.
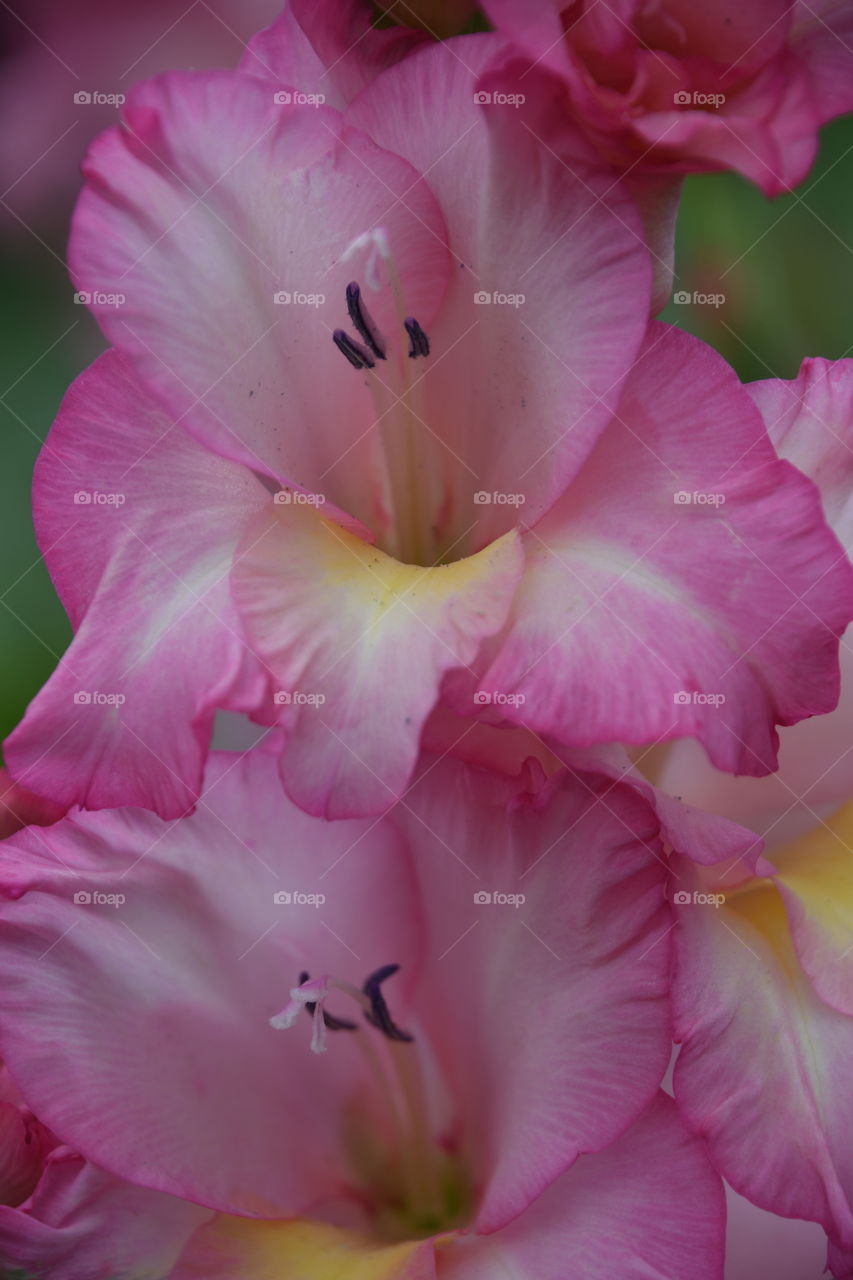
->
[480,0,853,195]
[0,747,724,1277]
[6,33,852,820]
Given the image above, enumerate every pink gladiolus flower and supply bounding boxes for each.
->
[620,357,853,1275]
[480,0,853,195]
[6,31,852,822]
[0,749,725,1276]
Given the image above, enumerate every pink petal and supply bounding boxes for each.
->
[749,357,853,554]
[658,359,853,844]
[349,45,653,534]
[672,852,853,1250]
[5,352,269,818]
[440,1095,724,1280]
[232,504,524,818]
[69,70,451,514]
[480,324,853,776]
[242,0,429,108]
[396,753,672,1231]
[769,802,853,1017]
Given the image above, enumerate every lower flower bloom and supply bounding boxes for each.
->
[0,748,723,1276]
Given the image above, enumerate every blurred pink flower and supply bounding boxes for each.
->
[0,748,725,1277]
[480,0,853,195]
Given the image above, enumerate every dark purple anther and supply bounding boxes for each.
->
[362,963,414,1043]
[346,282,387,360]
[333,328,376,370]
[404,317,430,359]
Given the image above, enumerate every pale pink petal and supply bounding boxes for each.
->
[233,505,524,817]
[5,352,269,818]
[655,359,853,842]
[242,0,429,108]
[769,801,853,1017]
[672,853,853,1250]
[439,1095,724,1280]
[479,324,853,776]
[655,695,853,853]
[69,69,451,525]
[397,753,672,1231]
[559,742,765,872]
[749,358,853,551]
[349,45,653,536]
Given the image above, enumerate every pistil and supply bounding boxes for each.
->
[331,236,439,565]
[270,963,455,1235]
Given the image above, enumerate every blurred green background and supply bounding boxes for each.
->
[1,82,852,746]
